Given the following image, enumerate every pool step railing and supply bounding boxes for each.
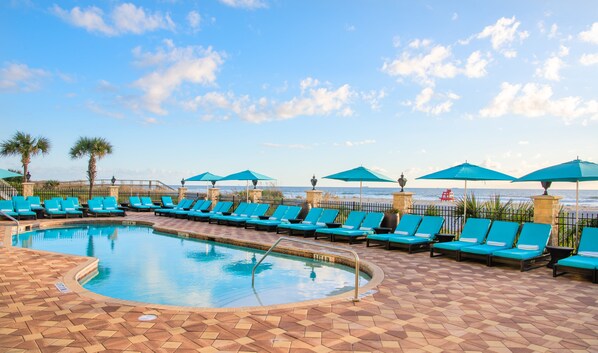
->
[251,236,361,302]
[0,210,20,243]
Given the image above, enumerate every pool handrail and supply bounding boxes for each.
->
[0,210,20,240]
[251,236,361,302]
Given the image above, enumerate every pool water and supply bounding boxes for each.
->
[14,225,369,308]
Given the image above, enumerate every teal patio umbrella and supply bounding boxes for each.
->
[185,172,222,195]
[323,166,396,210]
[0,169,21,179]
[220,170,275,202]
[514,158,598,239]
[417,162,515,220]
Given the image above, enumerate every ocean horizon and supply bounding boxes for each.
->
[180,185,598,208]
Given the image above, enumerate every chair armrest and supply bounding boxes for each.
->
[326,223,341,228]
[373,227,392,234]
[288,219,302,224]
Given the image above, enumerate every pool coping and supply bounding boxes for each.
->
[13,219,385,313]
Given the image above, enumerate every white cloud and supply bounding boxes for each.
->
[407,87,459,115]
[144,117,159,124]
[360,89,386,110]
[187,10,201,31]
[0,62,49,92]
[218,0,266,9]
[85,100,124,119]
[132,42,224,115]
[300,77,320,92]
[579,22,598,44]
[464,51,490,78]
[52,3,174,36]
[558,45,569,57]
[184,79,354,123]
[548,23,559,39]
[476,17,529,57]
[480,82,598,123]
[342,139,376,147]
[536,56,564,81]
[580,53,598,65]
[451,13,458,21]
[262,142,310,150]
[345,24,356,32]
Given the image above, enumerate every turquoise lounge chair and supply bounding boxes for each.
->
[66,197,81,210]
[491,223,552,271]
[276,208,323,234]
[314,211,367,241]
[283,209,339,237]
[317,212,384,244]
[430,218,492,259]
[175,200,211,218]
[60,199,83,218]
[87,198,111,217]
[249,206,302,231]
[209,202,250,224]
[218,203,271,226]
[0,200,18,219]
[26,196,44,211]
[189,201,233,221]
[554,227,598,283]
[141,197,160,210]
[386,216,444,253]
[161,196,176,208]
[245,205,288,230]
[366,214,423,248]
[129,196,150,212]
[103,197,126,217]
[459,220,520,265]
[155,198,193,216]
[44,199,67,219]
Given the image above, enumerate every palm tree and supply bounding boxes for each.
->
[0,131,51,182]
[69,137,113,199]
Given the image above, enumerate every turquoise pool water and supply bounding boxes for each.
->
[14,225,369,308]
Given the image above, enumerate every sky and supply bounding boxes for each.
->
[1,0,598,190]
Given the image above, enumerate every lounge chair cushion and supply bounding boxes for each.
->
[389,235,430,245]
[366,234,390,241]
[342,225,354,229]
[492,248,542,260]
[394,230,409,235]
[557,255,598,270]
[486,241,506,247]
[459,237,478,243]
[579,251,598,258]
[517,244,539,251]
[414,233,431,239]
[433,241,479,251]
[461,243,511,255]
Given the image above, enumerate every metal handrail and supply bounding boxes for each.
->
[251,236,361,302]
[0,210,20,240]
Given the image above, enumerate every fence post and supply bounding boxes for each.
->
[305,190,323,208]
[249,189,262,203]
[21,182,34,197]
[178,187,187,203]
[532,195,562,246]
[207,188,220,208]
[392,192,414,216]
[108,185,119,201]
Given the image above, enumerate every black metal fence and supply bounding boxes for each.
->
[556,210,598,248]
[34,187,109,204]
[319,200,393,223]
[0,181,21,199]
[409,204,534,235]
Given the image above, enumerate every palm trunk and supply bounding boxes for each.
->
[88,156,97,200]
[22,155,30,183]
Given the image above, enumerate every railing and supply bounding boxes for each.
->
[34,187,109,204]
[251,237,361,302]
[319,200,393,223]
[55,179,175,191]
[0,210,20,241]
[0,180,19,200]
[556,210,598,248]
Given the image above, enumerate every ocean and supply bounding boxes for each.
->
[182,185,598,208]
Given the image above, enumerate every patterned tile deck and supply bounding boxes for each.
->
[1,214,597,353]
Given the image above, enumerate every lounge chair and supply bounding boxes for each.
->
[491,223,552,271]
[26,196,44,211]
[245,205,288,229]
[317,212,384,244]
[553,227,598,283]
[459,221,520,265]
[155,198,193,216]
[188,201,233,221]
[87,198,112,217]
[314,211,367,241]
[366,214,423,248]
[248,206,302,231]
[430,218,491,259]
[0,200,19,219]
[12,196,26,204]
[161,196,176,208]
[386,216,444,253]
[225,203,270,227]
[43,199,67,219]
[209,202,250,224]
[66,197,81,210]
[60,199,83,218]
[129,196,151,212]
[174,200,211,218]
[276,208,323,234]
[102,197,126,217]
[283,209,340,237]
[141,196,160,210]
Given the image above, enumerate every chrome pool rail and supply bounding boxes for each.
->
[251,236,361,302]
[0,210,20,239]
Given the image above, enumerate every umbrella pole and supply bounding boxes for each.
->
[463,180,468,221]
[246,181,249,203]
[575,181,579,241]
[359,181,363,211]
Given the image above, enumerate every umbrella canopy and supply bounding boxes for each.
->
[0,168,21,179]
[417,162,515,220]
[220,170,275,202]
[185,171,222,182]
[514,158,598,240]
[323,166,396,209]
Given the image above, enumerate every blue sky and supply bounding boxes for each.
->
[1,0,598,190]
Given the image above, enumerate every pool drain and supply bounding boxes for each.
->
[138,314,158,321]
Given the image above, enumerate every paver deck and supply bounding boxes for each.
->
[1,214,597,352]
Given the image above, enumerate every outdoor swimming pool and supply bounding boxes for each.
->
[14,224,369,308]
